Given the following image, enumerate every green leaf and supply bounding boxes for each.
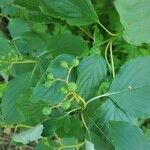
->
[3,4,27,18]
[84,114,113,150]
[39,0,98,26]
[109,121,150,150]
[17,90,47,125]
[11,63,37,76]
[31,22,48,33]
[1,73,32,124]
[109,57,150,118]
[47,32,89,56]
[13,0,51,23]
[36,140,50,150]
[13,32,47,56]
[1,70,38,125]
[0,30,5,39]
[56,116,83,138]
[0,0,13,6]
[43,116,83,139]
[14,0,40,11]
[85,131,112,150]
[76,55,107,100]
[114,0,150,45]
[26,10,51,23]
[94,99,136,125]
[0,38,15,57]
[21,32,47,51]
[8,18,31,38]
[12,124,43,144]
[0,83,6,99]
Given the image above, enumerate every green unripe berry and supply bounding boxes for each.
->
[61,87,69,94]
[44,80,53,88]
[47,73,54,80]
[72,58,79,67]
[62,100,71,110]
[68,82,77,92]
[42,107,52,115]
[60,61,68,68]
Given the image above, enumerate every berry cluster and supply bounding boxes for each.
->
[42,57,84,115]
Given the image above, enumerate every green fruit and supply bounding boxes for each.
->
[42,107,52,115]
[44,80,53,88]
[72,58,79,67]
[47,73,54,80]
[68,82,77,92]
[60,61,68,68]
[62,100,71,110]
[61,87,69,94]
